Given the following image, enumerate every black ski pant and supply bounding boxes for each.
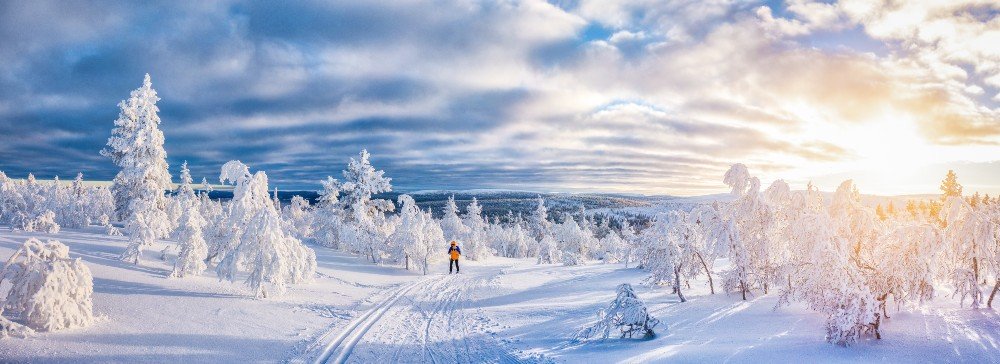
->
[450,259,460,273]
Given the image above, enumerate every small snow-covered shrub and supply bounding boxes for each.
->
[19,210,60,234]
[576,283,661,340]
[105,223,123,236]
[0,238,94,333]
[536,235,561,264]
[1,316,33,338]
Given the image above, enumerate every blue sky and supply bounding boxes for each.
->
[0,1,998,195]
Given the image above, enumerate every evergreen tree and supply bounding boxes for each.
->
[101,74,172,264]
[939,170,962,201]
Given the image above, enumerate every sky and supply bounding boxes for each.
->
[0,0,998,196]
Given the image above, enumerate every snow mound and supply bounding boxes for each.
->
[576,283,661,340]
[1,238,94,333]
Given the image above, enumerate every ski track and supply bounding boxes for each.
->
[297,267,526,364]
[298,278,426,364]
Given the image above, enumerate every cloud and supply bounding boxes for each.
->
[0,0,997,195]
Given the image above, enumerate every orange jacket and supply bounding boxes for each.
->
[448,245,461,260]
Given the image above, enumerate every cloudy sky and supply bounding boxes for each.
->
[1,1,998,195]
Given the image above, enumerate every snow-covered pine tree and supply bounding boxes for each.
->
[552,212,596,266]
[600,230,627,264]
[282,195,314,241]
[461,197,491,261]
[576,283,661,340]
[536,234,561,264]
[170,162,208,278]
[0,238,94,333]
[336,150,394,263]
[213,161,316,298]
[171,201,208,278]
[36,210,60,234]
[619,219,640,268]
[439,195,468,243]
[488,221,533,258]
[528,196,552,241]
[62,173,90,228]
[101,74,172,264]
[312,176,344,248]
[391,195,444,274]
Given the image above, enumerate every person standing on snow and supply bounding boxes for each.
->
[448,241,461,274]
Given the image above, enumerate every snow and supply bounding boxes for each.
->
[2,226,997,363]
[0,227,411,362]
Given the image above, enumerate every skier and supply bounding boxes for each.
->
[448,241,461,274]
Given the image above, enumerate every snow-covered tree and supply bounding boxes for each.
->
[552,212,597,266]
[638,210,711,302]
[101,74,172,264]
[941,196,996,308]
[60,173,90,229]
[872,220,941,306]
[461,198,491,261]
[619,220,641,268]
[720,164,774,300]
[282,195,314,241]
[334,150,395,263]
[170,162,208,278]
[488,222,534,258]
[576,283,661,340]
[391,195,445,274]
[528,196,552,241]
[439,195,468,244]
[170,202,208,278]
[212,161,316,298]
[0,238,93,333]
[536,234,560,264]
[21,210,60,234]
[777,210,881,346]
[600,229,628,264]
[311,176,344,248]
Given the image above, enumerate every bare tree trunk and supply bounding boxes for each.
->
[740,279,747,301]
[675,268,686,303]
[695,252,714,294]
[989,279,1000,308]
[973,257,979,282]
[405,254,410,271]
[879,293,890,319]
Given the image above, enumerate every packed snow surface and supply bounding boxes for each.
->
[1,227,998,363]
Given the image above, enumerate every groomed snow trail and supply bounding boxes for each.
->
[301,265,526,364]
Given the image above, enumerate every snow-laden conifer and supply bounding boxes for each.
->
[312,176,344,248]
[170,162,208,278]
[213,161,316,297]
[391,195,445,274]
[461,197,491,261]
[102,74,172,264]
[439,195,468,243]
[536,234,561,264]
